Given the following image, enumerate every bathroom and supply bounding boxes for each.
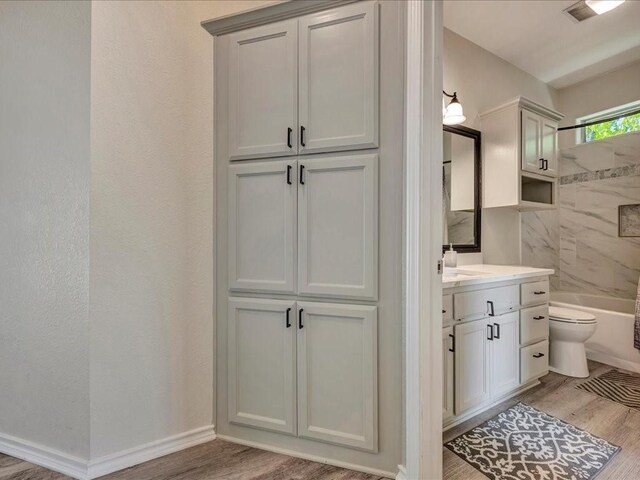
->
[441,1,640,479]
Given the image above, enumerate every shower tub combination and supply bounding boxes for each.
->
[551,292,639,373]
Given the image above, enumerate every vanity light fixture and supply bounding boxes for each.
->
[585,0,625,14]
[442,90,467,125]
[443,90,466,126]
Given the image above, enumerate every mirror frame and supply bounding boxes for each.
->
[442,124,482,253]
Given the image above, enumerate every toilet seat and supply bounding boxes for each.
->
[549,306,596,324]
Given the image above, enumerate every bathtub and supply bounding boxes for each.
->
[550,292,640,373]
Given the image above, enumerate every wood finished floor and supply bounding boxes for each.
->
[0,440,386,480]
[4,361,640,480]
[444,360,640,479]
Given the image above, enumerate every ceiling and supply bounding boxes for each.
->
[443,0,640,89]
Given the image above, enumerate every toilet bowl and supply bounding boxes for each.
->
[549,306,597,378]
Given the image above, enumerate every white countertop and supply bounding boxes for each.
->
[442,264,554,289]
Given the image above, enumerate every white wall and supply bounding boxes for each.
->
[557,60,640,148]
[444,28,559,265]
[89,0,276,459]
[0,0,91,459]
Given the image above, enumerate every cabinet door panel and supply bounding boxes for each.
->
[299,1,379,154]
[455,320,491,414]
[489,312,520,398]
[297,302,377,451]
[228,298,296,434]
[298,154,378,299]
[540,118,558,177]
[443,326,455,423]
[521,109,542,174]
[228,20,297,160]
[228,160,296,292]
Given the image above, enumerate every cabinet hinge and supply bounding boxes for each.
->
[437,260,443,275]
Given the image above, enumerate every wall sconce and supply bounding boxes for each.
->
[443,90,466,125]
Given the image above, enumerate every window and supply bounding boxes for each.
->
[577,101,640,143]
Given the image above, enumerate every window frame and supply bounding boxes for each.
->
[576,100,640,144]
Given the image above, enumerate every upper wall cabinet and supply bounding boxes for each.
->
[226,2,379,161]
[227,20,298,160]
[481,97,563,211]
[298,2,379,154]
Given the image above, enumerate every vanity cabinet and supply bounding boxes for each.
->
[227,2,378,161]
[481,97,563,211]
[443,272,551,427]
[443,326,455,422]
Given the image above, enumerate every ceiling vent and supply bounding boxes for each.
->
[564,0,598,22]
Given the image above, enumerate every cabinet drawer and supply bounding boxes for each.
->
[521,279,549,306]
[520,305,549,346]
[454,285,518,321]
[520,340,548,384]
[442,294,453,323]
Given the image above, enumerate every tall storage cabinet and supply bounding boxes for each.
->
[206,1,404,476]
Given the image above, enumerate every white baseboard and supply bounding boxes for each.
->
[216,434,396,479]
[396,464,407,480]
[0,432,88,480]
[586,349,640,374]
[87,425,216,479]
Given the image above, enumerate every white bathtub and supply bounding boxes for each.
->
[550,292,640,373]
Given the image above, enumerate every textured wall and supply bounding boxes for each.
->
[89,0,276,459]
[522,132,640,299]
[0,0,91,459]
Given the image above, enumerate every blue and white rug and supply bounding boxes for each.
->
[446,403,620,480]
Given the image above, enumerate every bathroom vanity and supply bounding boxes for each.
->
[443,265,553,429]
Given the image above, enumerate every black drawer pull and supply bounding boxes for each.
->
[533,353,545,358]
[300,126,306,147]
[449,334,455,353]
[285,308,291,328]
[539,158,545,170]
[286,164,292,185]
[544,159,549,170]
[487,324,494,341]
[533,315,545,320]
[493,322,500,339]
[298,308,304,329]
[534,291,546,295]
[287,127,292,148]
[487,300,495,317]
[299,164,305,185]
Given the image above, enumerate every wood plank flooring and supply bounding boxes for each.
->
[0,440,385,480]
[444,361,640,479]
[3,361,639,480]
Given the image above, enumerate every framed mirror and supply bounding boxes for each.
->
[442,125,481,253]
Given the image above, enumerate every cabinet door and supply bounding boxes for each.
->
[540,118,558,177]
[298,1,379,154]
[228,20,298,160]
[488,312,520,398]
[297,302,377,451]
[455,320,491,414]
[228,160,296,293]
[298,154,378,299]
[521,109,543,174]
[228,298,297,435]
[443,326,455,423]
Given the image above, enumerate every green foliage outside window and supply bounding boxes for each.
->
[585,111,640,142]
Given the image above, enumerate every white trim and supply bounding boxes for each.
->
[0,432,88,480]
[216,434,396,479]
[586,349,640,374]
[396,464,407,480]
[404,1,443,479]
[87,425,216,479]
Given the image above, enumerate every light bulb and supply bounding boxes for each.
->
[585,0,625,14]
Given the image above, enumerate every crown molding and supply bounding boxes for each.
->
[201,0,360,37]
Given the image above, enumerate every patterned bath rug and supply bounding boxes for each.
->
[445,402,620,480]
[577,369,640,411]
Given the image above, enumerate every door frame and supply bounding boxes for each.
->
[403,1,443,479]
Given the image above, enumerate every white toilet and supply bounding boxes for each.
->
[549,306,597,378]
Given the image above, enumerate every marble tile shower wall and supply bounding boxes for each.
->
[521,132,640,299]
